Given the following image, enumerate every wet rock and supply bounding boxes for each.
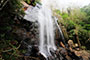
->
[75,50,90,60]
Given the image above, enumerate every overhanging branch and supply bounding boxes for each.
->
[0,0,9,11]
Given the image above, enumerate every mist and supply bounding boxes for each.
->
[48,0,90,10]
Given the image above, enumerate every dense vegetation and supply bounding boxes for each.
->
[55,5,90,50]
[0,0,40,60]
[0,0,90,60]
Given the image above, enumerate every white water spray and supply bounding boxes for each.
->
[38,0,56,58]
[24,0,57,58]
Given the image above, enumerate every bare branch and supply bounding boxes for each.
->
[0,0,9,11]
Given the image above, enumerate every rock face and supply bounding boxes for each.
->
[14,20,39,43]
[12,18,40,55]
[74,50,90,60]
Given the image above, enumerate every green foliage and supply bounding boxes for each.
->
[0,0,36,59]
[24,0,31,4]
[55,9,61,15]
[69,30,75,39]
[61,13,69,19]
[81,4,90,16]
[66,20,76,31]
[81,46,86,50]
[55,6,90,50]
[83,16,90,24]
[78,29,90,47]
[24,0,41,6]
[84,24,90,30]
[78,29,89,41]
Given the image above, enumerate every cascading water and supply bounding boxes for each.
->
[38,0,56,58]
[54,17,66,46]
[24,0,65,59]
[24,0,57,58]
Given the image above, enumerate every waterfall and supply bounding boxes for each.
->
[24,0,69,58]
[38,0,56,58]
[54,17,66,46]
[24,0,57,58]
